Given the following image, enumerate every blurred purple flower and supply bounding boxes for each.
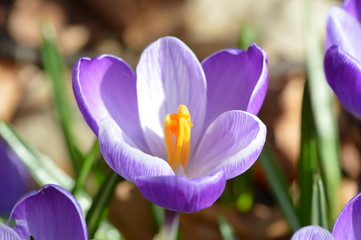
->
[73,36,268,212]
[0,184,88,240]
[291,193,361,239]
[0,140,30,216]
[325,0,361,117]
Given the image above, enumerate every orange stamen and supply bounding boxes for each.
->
[163,105,193,170]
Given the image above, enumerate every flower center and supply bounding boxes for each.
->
[164,104,193,170]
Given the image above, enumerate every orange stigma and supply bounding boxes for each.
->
[164,104,193,170]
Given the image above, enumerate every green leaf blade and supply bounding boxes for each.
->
[86,170,122,238]
[259,146,301,232]
[298,81,319,226]
[217,215,237,240]
[304,0,342,222]
[311,176,328,230]
[40,23,83,175]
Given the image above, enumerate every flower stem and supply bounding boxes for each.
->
[156,210,179,240]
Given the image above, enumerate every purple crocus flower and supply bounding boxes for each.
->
[73,36,268,213]
[0,140,30,216]
[325,0,361,117]
[0,184,88,240]
[291,193,361,239]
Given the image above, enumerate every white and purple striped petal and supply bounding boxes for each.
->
[326,7,361,61]
[325,4,361,118]
[8,184,88,240]
[187,111,266,179]
[324,46,361,117]
[0,224,21,240]
[135,171,226,213]
[136,37,207,159]
[332,193,361,239]
[343,0,361,22]
[291,226,335,240]
[72,55,148,151]
[201,44,268,128]
[99,118,174,182]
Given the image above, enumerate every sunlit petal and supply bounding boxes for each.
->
[135,171,226,213]
[187,111,266,179]
[324,46,361,117]
[326,7,361,61]
[202,44,268,128]
[73,55,148,151]
[99,118,174,182]
[136,36,207,159]
[291,226,334,240]
[0,224,21,240]
[9,185,87,240]
[332,193,361,239]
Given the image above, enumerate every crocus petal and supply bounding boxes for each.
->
[201,44,268,128]
[332,193,361,239]
[72,55,148,151]
[135,171,226,213]
[326,7,361,61]
[0,224,21,240]
[343,0,361,22]
[187,111,266,179]
[99,118,174,182]
[291,226,335,240]
[8,184,87,240]
[324,45,361,117]
[136,36,207,159]
[0,140,29,216]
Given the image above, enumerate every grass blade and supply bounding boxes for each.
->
[238,22,259,50]
[86,170,122,238]
[40,23,83,175]
[304,0,341,222]
[0,121,74,189]
[259,146,301,232]
[72,140,100,196]
[298,81,319,225]
[217,215,237,240]
[151,203,165,232]
[311,175,328,229]
[0,217,7,224]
